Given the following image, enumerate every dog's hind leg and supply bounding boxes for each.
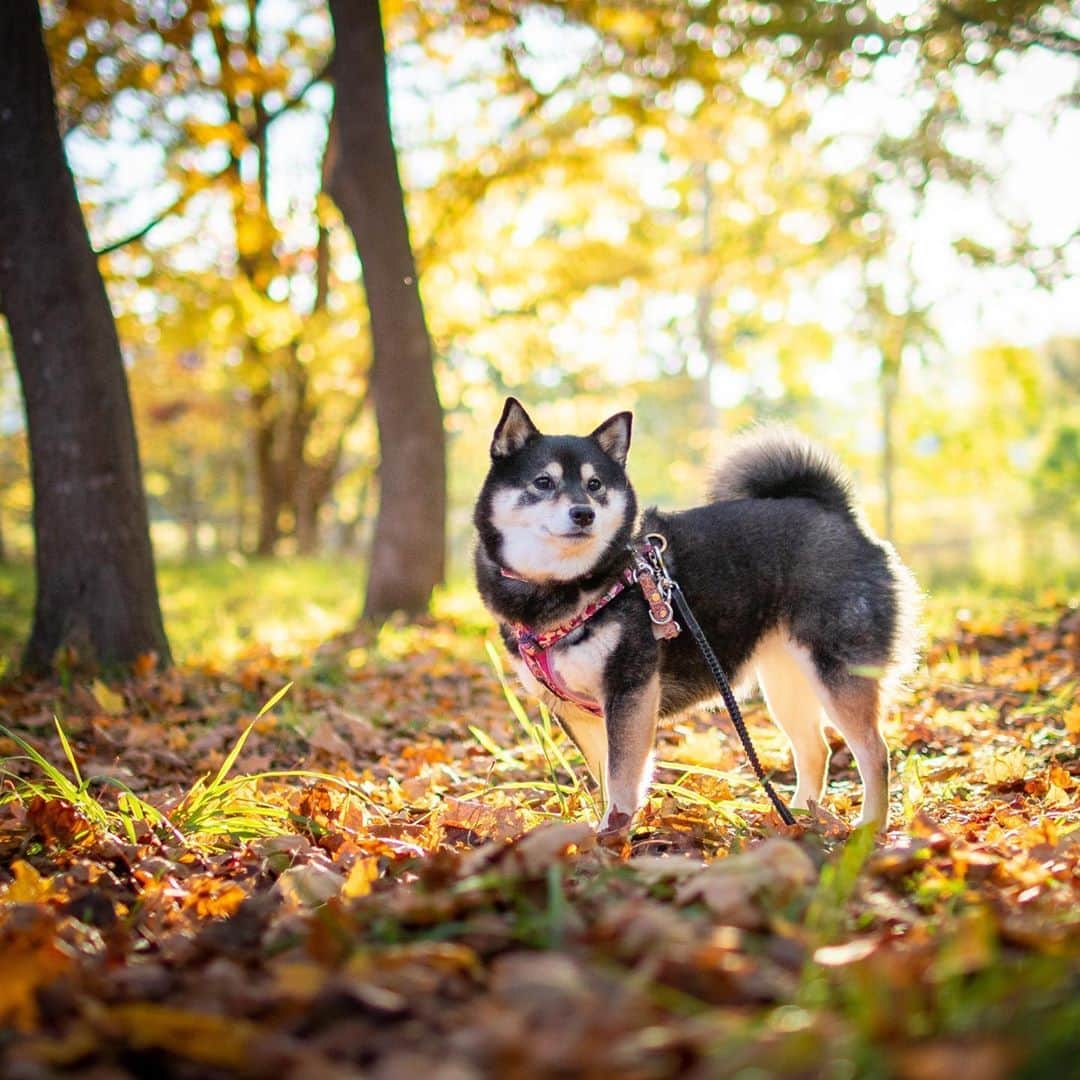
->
[822,678,890,830]
[755,635,830,810]
[782,641,891,830]
[599,674,660,834]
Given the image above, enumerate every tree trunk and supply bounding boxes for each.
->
[0,0,171,671]
[232,452,249,553]
[252,387,282,556]
[295,467,323,555]
[325,0,446,619]
[293,214,335,558]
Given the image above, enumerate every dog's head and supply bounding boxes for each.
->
[474,398,637,583]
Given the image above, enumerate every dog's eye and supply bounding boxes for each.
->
[586,477,603,493]
[533,475,555,491]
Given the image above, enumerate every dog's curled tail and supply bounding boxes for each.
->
[708,426,854,514]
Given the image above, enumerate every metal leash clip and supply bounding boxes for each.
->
[631,534,681,639]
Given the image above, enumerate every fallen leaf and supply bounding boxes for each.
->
[0,911,75,1030]
[509,820,596,874]
[276,862,345,909]
[1,861,55,904]
[103,1004,263,1070]
[342,856,379,898]
[814,937,882,966]
[676,839,817,927]
[1064,704,1080,742]
[439,797,529,842]
[308,719,353,761]
[90,679,126,716]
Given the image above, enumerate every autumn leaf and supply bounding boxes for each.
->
[1064,704,1080,742]
[133,652,159,679]
[1,861,55,904]
[103,1004,263,1070]
[676,839,817,927]
[985,746,1029,787]
[0,911,75,1031]
[90,679,125,716]
[276,862,345,909]
[341,856,380,899]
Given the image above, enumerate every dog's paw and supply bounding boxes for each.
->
[854,814,889,835]
[598,808,631,834]
[597,808,634,852]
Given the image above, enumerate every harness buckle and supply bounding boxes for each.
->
[631,535,680,637]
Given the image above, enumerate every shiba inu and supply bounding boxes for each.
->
[474,398,919,835]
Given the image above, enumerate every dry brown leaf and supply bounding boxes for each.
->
[276,862,345,909]
[676,839,817,927]
[508,820,596,874]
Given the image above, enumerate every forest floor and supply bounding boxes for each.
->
[0,565,1076,1078]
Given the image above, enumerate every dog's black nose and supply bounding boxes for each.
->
[569,505,595,527]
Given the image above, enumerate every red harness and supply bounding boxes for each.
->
[505,538,680,717]
[510,568,636,716]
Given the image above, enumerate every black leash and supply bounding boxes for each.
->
[633,535,796,826]
[669,582,796,825]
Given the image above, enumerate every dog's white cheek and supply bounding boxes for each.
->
[502,527,560,580]
[595,490,627,537]
[490,488,560,580]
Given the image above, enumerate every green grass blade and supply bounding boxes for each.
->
[209,721,255,790]
[256,680,294,720]
[0,725,83,801]
[53,716,83,787]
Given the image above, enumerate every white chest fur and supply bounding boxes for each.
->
[547,620,622,703]
[508,618,622,709]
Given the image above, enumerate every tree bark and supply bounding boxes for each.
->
[232,452,249,552]
[0,0,171,671]
[252,390,282,556]
[325,0,446,619]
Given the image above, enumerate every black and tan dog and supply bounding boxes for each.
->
[474,398,919,834]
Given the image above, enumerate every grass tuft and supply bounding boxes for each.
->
[0,681,373,850]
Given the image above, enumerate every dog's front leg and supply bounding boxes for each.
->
[553,705,609,802]
[598,673,660,835]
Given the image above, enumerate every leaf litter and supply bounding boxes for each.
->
[0,601,1076,1077]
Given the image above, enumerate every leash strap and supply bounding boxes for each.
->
[668,580,797,826]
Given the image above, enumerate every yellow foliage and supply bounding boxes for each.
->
[91,679,126,716]
[0,908,73,1031]
[104,1004,262,1069]
[341,855,380,898]
[985,747,1029,786]
[1,861,55,904]
[1064,704,1080,742]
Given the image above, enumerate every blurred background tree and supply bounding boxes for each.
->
[0,0,1076,653]
[1,0,171,671]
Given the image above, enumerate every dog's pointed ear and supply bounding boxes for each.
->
[491,398,541,459]
[589,411,632,467]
